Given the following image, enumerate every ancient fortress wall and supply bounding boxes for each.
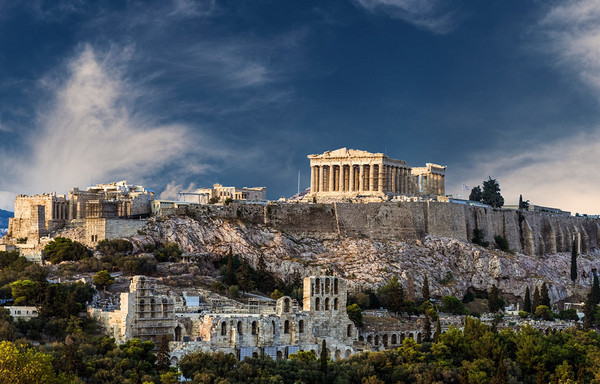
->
[174,202,600,256]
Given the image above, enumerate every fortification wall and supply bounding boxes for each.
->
[166,202,600,256]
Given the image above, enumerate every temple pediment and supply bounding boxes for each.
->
[309,148,383,159]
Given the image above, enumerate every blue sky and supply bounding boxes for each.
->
[0,0,599,214]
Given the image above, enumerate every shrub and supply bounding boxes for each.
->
[441,296,468,315]
[494,235,510,252]
[44,237,91,264]
[518,310,530,319]
[154,242,182,262]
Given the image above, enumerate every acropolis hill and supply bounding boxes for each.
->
[1,148,599,304]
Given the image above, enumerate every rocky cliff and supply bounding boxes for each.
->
[129,214,600,305]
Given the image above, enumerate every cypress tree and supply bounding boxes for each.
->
[422,275,430,302]
[435,318,442,343]
[524,287,532,313]
[571,240,578,282]
[225,250,237,286]
[320,339,328,375]
[593,274,600,305]
[540,283,550,308]
[488,284,501,313]
[422,312,432,342]
[532,286,541,312]
[583,290,596,330]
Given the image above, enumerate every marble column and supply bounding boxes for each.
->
[359,165,364,192]
[349,164,355,192]
[318,166,324,193]
[328,165,334,192]
[369,166,375,192]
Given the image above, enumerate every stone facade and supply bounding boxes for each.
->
[91,275,358,364]
[308,148,445,199]
[180,184,266,204]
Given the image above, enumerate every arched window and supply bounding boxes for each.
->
[221,322,227,336]
[237,321,243,335]
[367,335,373,344]
[299,320,304,333]
[325,278,330,294]
[315,279,320,294]
[174,326,182,342]
[284,298,290,313]
[252,321,257,335]
[325,298,330,311]
[315,297,320,311]
[334,278,339,294]
[272,321,276,335]
[333,298,338,311]
[347,324,352,337]
[374,335,379,346]
[284,320,290,334]
[383,334,388,347]
[391,334,397,344]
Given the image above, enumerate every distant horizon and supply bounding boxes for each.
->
[1,1,599,214]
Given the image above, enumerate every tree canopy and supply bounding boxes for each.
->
[481,177,504,208]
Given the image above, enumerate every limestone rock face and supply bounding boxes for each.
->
[130,216,599,303]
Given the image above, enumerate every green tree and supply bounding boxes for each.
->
[93,270,114,291]
[481,177,504,208]
[270,289,284,300]
[469,186,482,202]
[534,305,552,321]
[156,336,171,373]
[154,242,182,262]
[225,250,237,286]
[488,285,503,313]
[523,287,532,313]
[518,195,529,210]
[320,339,328,375]
[422,275,430,302]
[0,341,68,384]
[236,261,256,293]
[540,283,550,308]
[593,274,600,305]
[435,318,442,342]
[10,279,41,306]
[571,240,578,282]
[532,286,540,311]
[346,304,364,327]
[422,312,432,342]
[441,295,468,315]
[44,237,91,264]
[377,276,405,314]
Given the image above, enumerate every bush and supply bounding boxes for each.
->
[441,296,468,315]
[494,235,510,252]
[518,310,530,319]
[154,243,182,262]
[44,237,91,264]
[558,309,579,321]
[96,239,133,256]
[472,229,489,247]
[534,305,553,321]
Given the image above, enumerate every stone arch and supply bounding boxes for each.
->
[334,298,338,311]
[382,334,388,347]
[252,352,258,358]
[221,321,227,336]
[374,335,379,346]
[400,333,405,342]
[315,278,320,294]
[174,325,182,342]
[325,297,330,311]
[335,350,341,360]
[276,350,283,360]
[408,333,414,339]
[284,320,290,334]
[237,321,243,335]
[272,320,276,335]
[347,324,352,337]
[367,335,373,344]
[252,321,257,335]
[417,333,422,343]
[391,334,397,345]
[284,298,291,313]
[359,335,364,342]
[315,297,320,311]
[334,278,339,294]
[345,349,351,358]
[170,356,179,366]
[325,278,330,294]
[299,320,304,333]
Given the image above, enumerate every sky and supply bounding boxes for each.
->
[0,0,599,214]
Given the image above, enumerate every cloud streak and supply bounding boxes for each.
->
[353,0,464,34]
[0,45,228,210]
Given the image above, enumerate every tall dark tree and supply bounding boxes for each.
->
[571,240,578,282]
[583,290,596,330]
[469,186,482,202]
[422,312,432,342]
[518,195,530,210]
[523,287,532,313]
[488,285,502,313]
[236,260,255,293]
[593,273,600,305]
[225,249,237,286]
[422,275,430,302]
[156,336,171,373]
[540,283,551,308]
[320,339,328,375]
[492,355,508,384]
[532,286,541,311]
[481,177,504,208]
[435,318,442,343]
[377,276,405,314]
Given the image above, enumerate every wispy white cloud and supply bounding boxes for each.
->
[0,45,233,210]
[454,0,600,215]
[159,182,197,200]
[169,0,216,18]
[353,0,464,34]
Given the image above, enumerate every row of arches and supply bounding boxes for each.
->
[314,297,339,311]
[220,319,306,337]
[314,277,339,295]
[359,331,437,347]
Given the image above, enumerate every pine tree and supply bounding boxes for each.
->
[583,291,596,330]
[540,283,550,308]
[481,177,504,208]
[523,287,532,313]
[435,318,442,343]
[532,286,540,312]
[492,354,507,384]
[422,275,430,302]
[593,274,600,305]
[156,336,170,372]
[571,240,578,282]
[225,249,237,286]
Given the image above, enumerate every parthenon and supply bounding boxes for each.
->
[308,148,446,198]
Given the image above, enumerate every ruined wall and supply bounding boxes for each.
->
[165,202,600,256]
